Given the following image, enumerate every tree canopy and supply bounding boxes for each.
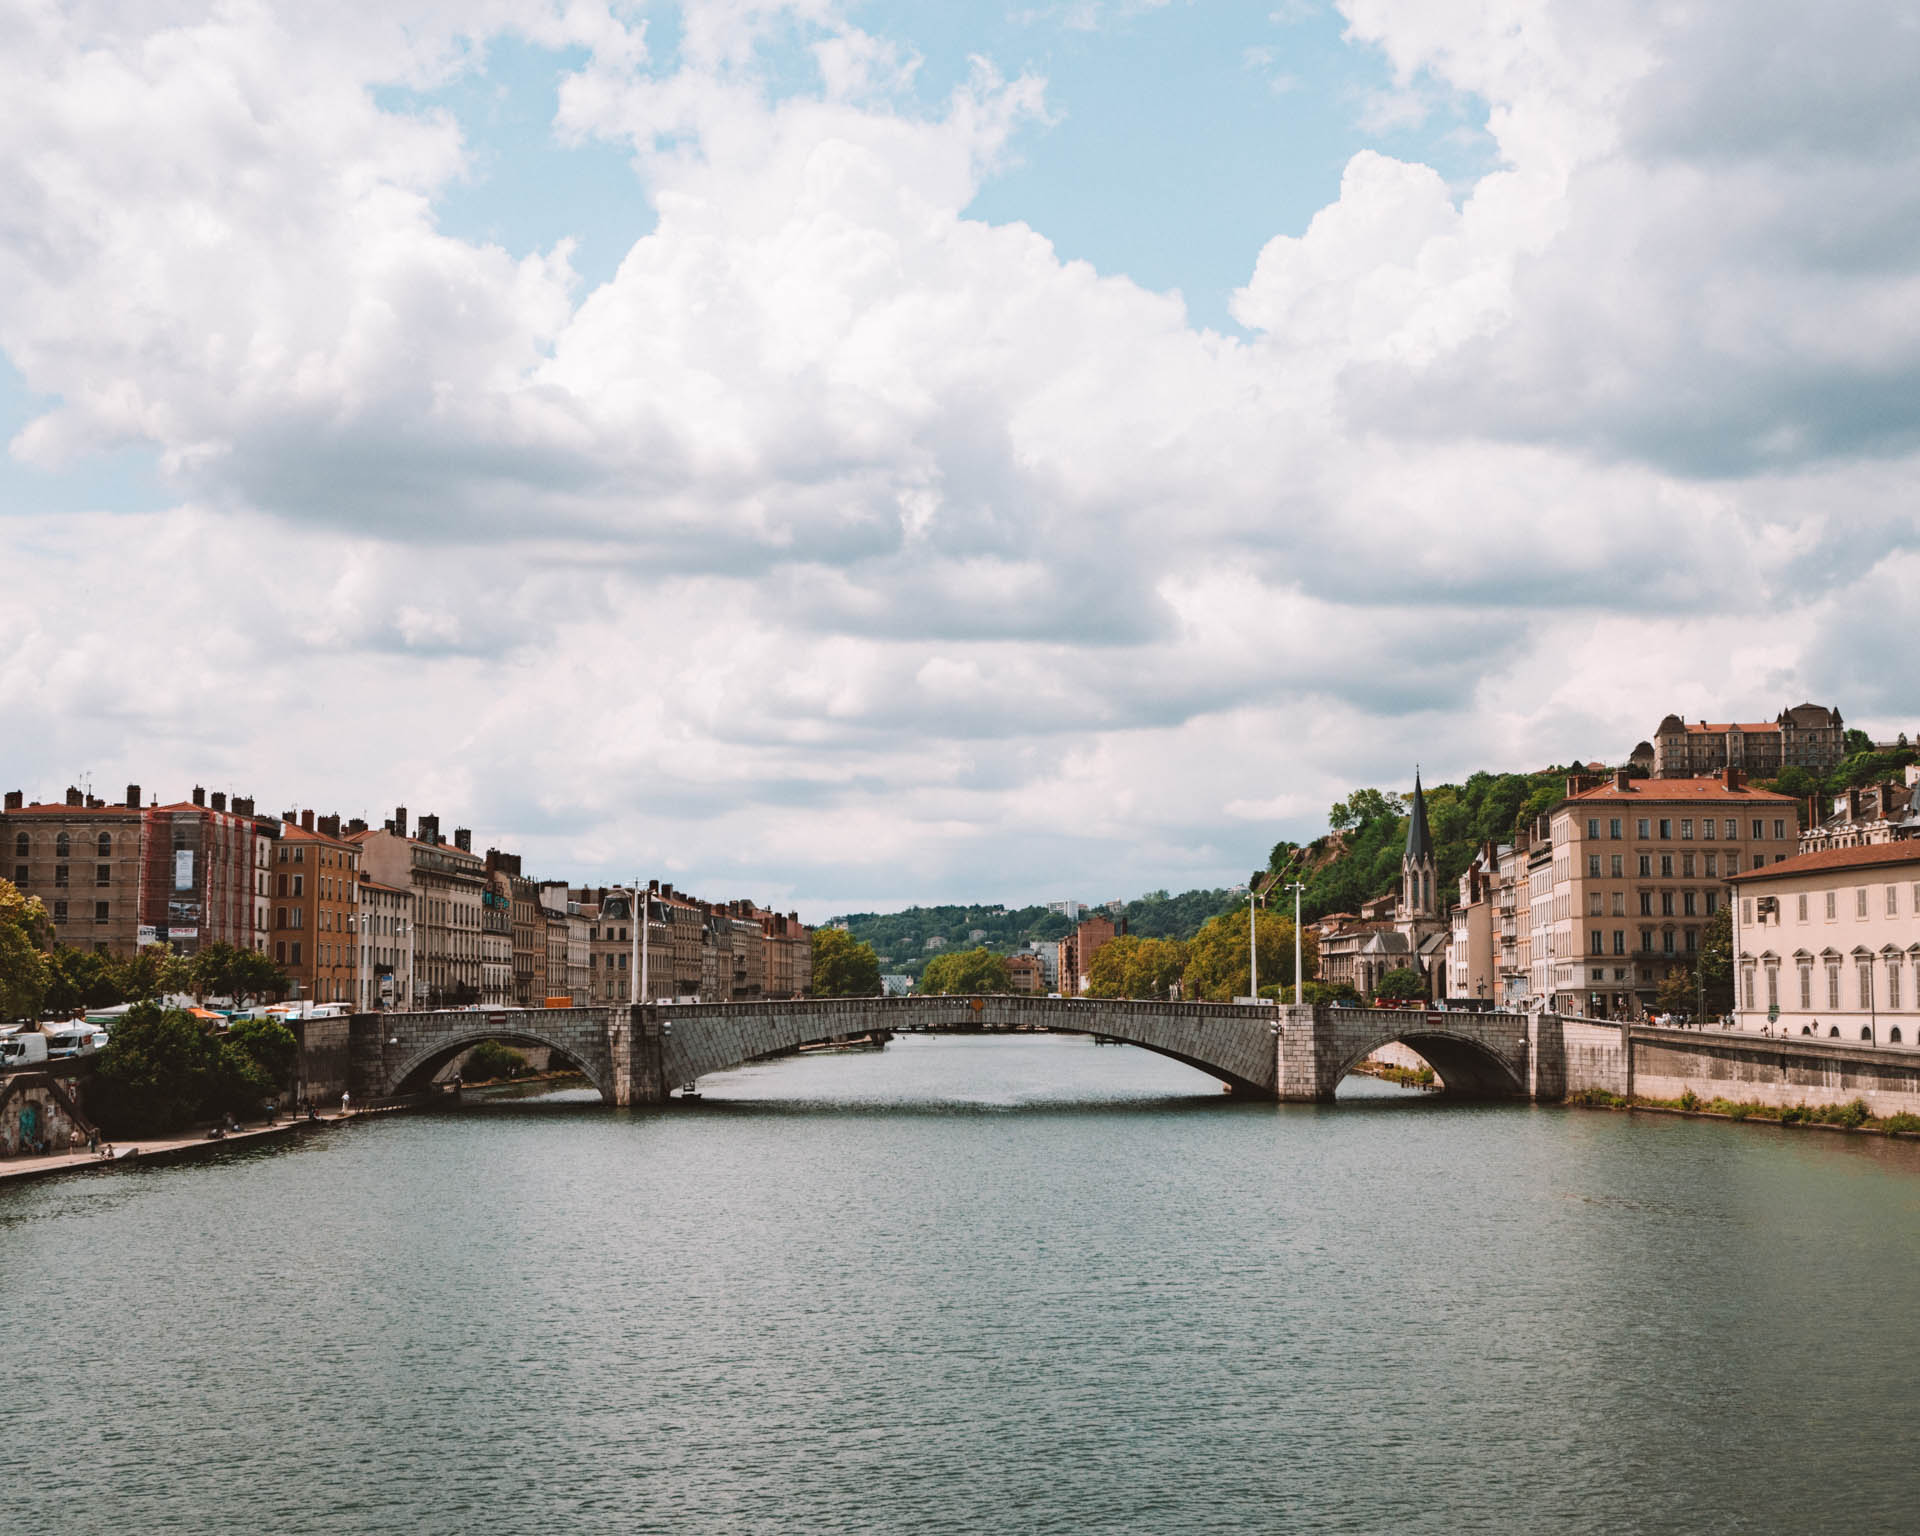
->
[1180,907,1312,1003]
[0,878,50,1020]
[1086,936,1190,1000]
[89,1004,295,1136]
[811,927,882,997]
[919,947,1012,994]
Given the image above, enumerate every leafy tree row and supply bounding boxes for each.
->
[89,1004,298,1136]
[812,928,882,997]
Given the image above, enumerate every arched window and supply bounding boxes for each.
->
[1829,1026,1840,1038]
[55,831,70,858]
[1892,1027,1904,1044]
[1861,1027,1873,1041]
[12,831,25,857]
[97,832,111,858]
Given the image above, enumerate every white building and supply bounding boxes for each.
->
[1730,842,1920,1043]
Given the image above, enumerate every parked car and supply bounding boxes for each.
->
[1,1031,50,1068]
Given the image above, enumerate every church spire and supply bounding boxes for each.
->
[1404,768,1433,866]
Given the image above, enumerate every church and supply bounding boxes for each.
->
[1321,772,1451,1001]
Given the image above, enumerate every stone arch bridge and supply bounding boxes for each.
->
[349,998,1574,1105]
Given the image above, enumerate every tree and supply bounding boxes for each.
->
[920,947,1012,994]
[1181,907,1311,1003]
[1087,936,1191,1000]
[0,878,50,1019]
[1655,965,1697,1018]
[1696,908,1734,1015]
[1375,966,1426,1001]
[812,927,882,997]
[89,1003,223,1135]
[225,1017,297,1098]
[1844,728,1874,757]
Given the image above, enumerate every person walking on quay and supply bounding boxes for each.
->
[340,1090,351,1118]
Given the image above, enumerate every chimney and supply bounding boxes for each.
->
[211,791,227,812]
[86,796,103,808]
[319,814,340,838]
[1724,765,1744,791]
[1848,787,1863,820]
[454,827,471,853]
[4,790,21,811]
[192,785,206,807]
[126,784,140,808]
[232,796,253,817]
[301,809,315,832]
[1613,769,1631,792]
[65,786,82,806]
[348,817,367,835]
[417,814,439,845]
[393,806,408,839]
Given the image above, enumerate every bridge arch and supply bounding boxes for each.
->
[1325,1014,1528,1099]
[384,1025,613,1101]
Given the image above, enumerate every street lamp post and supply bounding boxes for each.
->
[1288,881,1306,1006]
[1249,883,1259,1001]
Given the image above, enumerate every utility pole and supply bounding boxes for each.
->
[1249,882,1259,1000]
[628,881,642,1006]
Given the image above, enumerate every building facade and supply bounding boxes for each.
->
[1540,769,1800,1018]
[354,811,486,1007]
[1652,703,1845,780]
[272,814,361,1005]
[1731,841,1920,1042]
[356,875,414,1011]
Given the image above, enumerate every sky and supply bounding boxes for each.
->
[3,0,1919,921]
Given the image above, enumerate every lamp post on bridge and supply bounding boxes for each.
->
[1288,880,1305,1007]
[1249,883,1259,1002]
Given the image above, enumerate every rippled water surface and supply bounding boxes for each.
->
[6,1034,1920,1535]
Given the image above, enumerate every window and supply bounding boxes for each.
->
[53,899,67,924]
[1613,930,1626,955]
[94,901,109,923]
[1856,887,1868,918]
[1774,819,1787,841]
[1797,893,1808,921]
[1825,891,1837,920]
[1663,931,1676,955]
[1610,854,1624,877]
[1683,854,1696,878]
[10,832,24,857]
[1662,891,1675,916]
[1702,818,1716,840]
[1828,965,1842,1009]
[1766,967,1779,1007]
[1661,854,1674,878]
[1641,930,1654,953]
[1638,854,1652,878]
[1726,853,1740,874]
[55,832,70,858]
[97,832,111,857]
[1590,930,1603,955]
[1799,967,1813,1008]
[1742,967,1755,1009]
[54,864,68,888]
[1686,929,1698,954]
[1609,818,1622,840]
[1659,819,1673,839]
[1588,819,1600,840]
[293,874,303,897]
[274,941,285,963]
[1890,962,1902,1011]
[1587,855,1601,877]
[1752,820,1764,840]
[1725,819,1737,839]
[291,943,302,966]
[1705,892,1718,916]
[1612,892,1626,916]
[1638,818,1651,839]
[1684,891,1697,916]
[1589,893,1604,916]
[1888,886,1899,917]
[1640,891,1653,916]
[96,863,111,886]
[11,865,23,884]
[294,847,304,863]
[1681,819,1694,839]
[1705,854,1718,879]
[1859,963,1874,1009]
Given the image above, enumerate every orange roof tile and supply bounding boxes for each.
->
[1729,840,1920,884]
[1563,776,1797,804]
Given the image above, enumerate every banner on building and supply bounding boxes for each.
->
[174,848,195,891]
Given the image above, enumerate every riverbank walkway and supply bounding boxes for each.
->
[0,1110,354,1188]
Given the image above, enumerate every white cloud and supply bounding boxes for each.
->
[3,0,1918,913]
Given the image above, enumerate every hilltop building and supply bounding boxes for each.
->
[1652,704,1845,780]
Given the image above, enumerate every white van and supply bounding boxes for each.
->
[2,1032,50,1068]
[43,1025,108,1059]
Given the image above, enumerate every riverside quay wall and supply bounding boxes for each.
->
[331,999,1920,1113]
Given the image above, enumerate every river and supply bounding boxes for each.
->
[5,1033,1918,1534]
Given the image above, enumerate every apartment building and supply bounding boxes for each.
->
[538,883,574,1005]
[354,810,486,1007]
[1652,703,1846,779]
[756,908,812,999]
[1444,841,1506,1004]
[2,783,274,959]
[272,813,361,1005]
[1058,914,1117,996]
[1800,780,1919,853]
[480,875,513,1006]
[1007,952,1044,993]
[356,875,414,1011]
[1731,842,1920,1041]
[1539,768,1800,1018]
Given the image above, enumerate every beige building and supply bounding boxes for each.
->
[1444,841,1506,1005]
[356,875,414,1012]
[1538,769,1800,1018]
[1800,780,1918,853]
[1731,841,1920,1043]
[1652,703,1845,780]
[353,810,486,1008]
